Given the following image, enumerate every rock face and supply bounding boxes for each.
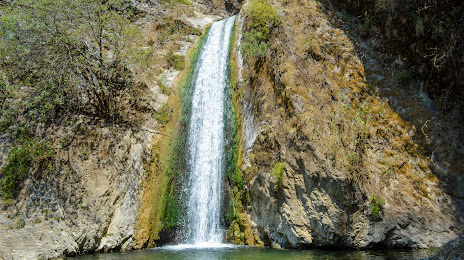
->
[0,1,234,258]
[232,0,463,249]
[429,234,464,260]
[0,120,153,259]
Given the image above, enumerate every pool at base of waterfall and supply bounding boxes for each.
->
[74,245,433,259]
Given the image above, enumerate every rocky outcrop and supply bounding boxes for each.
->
[0,1,231,259]
[0,118,153,259]
[429,234,464,260]
[231,0,463,249]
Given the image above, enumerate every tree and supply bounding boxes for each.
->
[0,0,138,136]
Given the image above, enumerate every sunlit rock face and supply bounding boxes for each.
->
[231,0,462,249]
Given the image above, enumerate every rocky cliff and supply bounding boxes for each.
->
[0,0,462,258]
[227,0,463,249]
[0,1,233,259]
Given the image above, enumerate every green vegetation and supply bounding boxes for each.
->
[241,0,280,59]
[234,169,244,189]
[161,0,191,6]
[158,81,171,95]
[369,193,385,219]
[155,103,173,125]
[15,215,25,229]
[0,140,54,199]
[0,0,140,199]
[0,0,139,137]
[170,54,185,71]
[272,162,286,190]
[0,147,31,199]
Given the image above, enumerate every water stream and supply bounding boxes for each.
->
[183,15,235,246]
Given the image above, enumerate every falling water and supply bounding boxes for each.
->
[184,16,236,246]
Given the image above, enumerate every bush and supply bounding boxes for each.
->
[0,147,31,199]
[241,0,280,59]
[0,0,138,132]
[170,54,185,71]
[369,193,385,219]
[0,140,54,199]
[234,169,244,189]
[272,162,286,190]
[155,103,172,125]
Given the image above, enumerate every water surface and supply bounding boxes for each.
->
[75,246,432,260]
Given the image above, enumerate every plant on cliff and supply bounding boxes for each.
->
[272,161,286,190]
[0,140,54,199]
[170,54,185,71]
[369,193,385,219]
[0,147,31,199]
[241,0,280,59]
[0,0,138,136]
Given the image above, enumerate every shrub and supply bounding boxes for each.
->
[369,193,385,218]
[170,54,185,70]
[155,103,172,125]
[241,0,280,59]
[234,169,244,189]
[0,147,31,199]
[0,140,54,199]
[272,162,286,190]
[0,0,138,130]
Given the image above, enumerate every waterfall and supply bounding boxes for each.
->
[184,16,236,246]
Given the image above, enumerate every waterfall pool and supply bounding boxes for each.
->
[74,246,432,259]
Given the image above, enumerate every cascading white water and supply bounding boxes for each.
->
[184,16,236,246]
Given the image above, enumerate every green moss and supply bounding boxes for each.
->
[154,103,172,125]
[246,0,280,38]
[234,169,243,189]
[161,0,191,6]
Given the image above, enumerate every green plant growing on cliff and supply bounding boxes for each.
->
[369,193,385,219]
[161,0,191,6]
[15,215,25,229]
[272,162,286,190]
[0,147,31,199]
[234,169,244,189]
[0,139,54,199]
[170,54,185,71]
[241,0,280,59]
[155,103,173,125]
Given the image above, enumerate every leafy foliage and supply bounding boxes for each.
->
[0,147,31,199]
[272,161,286,190]
[369,193,385,219]
[0,0,138,136]
[241,0,280,59]
[0,140,54,199]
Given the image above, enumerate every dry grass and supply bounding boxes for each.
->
[239,0,443,215]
